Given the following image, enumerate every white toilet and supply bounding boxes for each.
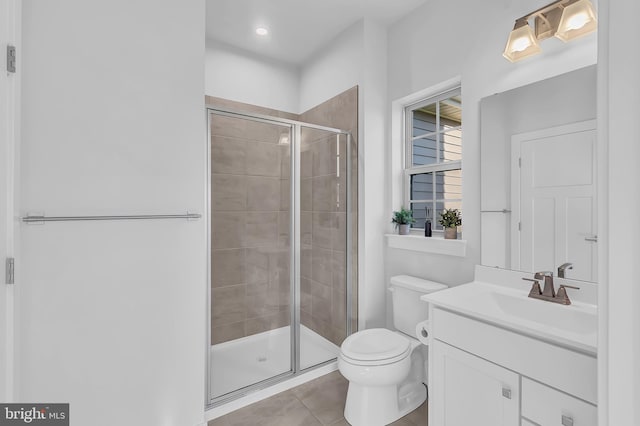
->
[338,275,448,426]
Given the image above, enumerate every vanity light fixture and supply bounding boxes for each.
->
[503,0,597,63]
[555,0,598,42]
[502,19,542,62]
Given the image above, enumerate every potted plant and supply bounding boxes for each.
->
[439,208,462,239]
[392,207,415,235]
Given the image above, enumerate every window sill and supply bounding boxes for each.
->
[385,233,467,257]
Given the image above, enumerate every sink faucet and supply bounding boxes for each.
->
[536,271,555,297]
[557,262,573,278]
[522,271,580,305]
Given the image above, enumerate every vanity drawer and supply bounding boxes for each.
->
[522,378,597,426]
[432,308,597,404]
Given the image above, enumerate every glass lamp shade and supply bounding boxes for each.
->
[503,23,542,62]
[555,0,597,42]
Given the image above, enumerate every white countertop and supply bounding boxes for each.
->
[422,281,597,355]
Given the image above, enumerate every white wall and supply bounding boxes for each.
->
[360,19,388,328]
[205,41,300,113]
[385,0,597,326]
[205,19,366,116]
[298,21,364,113]
[600,0,640,423]
[388,0,598,102]
[19,2,206,425]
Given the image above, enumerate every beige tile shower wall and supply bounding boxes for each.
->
[206,90,358,348]
[208,96,294,345]
[299,131,348,347]
[299,87,359,347]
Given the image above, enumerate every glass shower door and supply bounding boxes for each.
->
[208,110,294,400]
[207,108,354,406]
[298,126,350,370]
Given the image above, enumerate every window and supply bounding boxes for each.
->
[404,87,462,232]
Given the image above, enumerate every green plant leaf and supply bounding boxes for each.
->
[392,206,416,226]
[438,208,462,228]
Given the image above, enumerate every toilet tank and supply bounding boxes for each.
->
[390,275,448,336]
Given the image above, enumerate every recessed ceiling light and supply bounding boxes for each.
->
[255,27,269,36]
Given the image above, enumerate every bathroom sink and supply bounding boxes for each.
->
[489,291,597,335]
[421,282,597,354]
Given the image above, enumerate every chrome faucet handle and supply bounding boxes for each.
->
[557,263,574,278]
[556,284,580,305]
[560,284,580,290]
[522,278,542,297]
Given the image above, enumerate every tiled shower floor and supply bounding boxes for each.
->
[208,370,428,426]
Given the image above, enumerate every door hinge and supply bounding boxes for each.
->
[518,222,521,231]
[518,157,522,168]
[6,45,16,73]
[6,257,15,285]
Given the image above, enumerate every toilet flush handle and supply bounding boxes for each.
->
[421,327,428,338]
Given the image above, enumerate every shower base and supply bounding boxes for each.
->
[210,325,339,399]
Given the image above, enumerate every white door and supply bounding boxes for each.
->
[512,121,597,281]
[0,0,19,403]
[431,340,520,426]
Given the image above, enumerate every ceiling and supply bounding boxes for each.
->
[206,0,428,66]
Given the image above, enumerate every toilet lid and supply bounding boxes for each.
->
[340,329,411,362]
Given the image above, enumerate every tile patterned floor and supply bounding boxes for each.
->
[209,371,428,426]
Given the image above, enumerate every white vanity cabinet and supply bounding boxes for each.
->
[521,378,597,426]
[431,341,519,425]
[429,307,597,426]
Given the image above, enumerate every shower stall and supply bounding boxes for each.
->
[207,107,355,406]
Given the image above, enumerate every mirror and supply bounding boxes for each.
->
[480,65,597,282]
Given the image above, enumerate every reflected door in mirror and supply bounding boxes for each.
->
[512,121,597,281]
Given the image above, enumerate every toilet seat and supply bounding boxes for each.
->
[340,329,411,365]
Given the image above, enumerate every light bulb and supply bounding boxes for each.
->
[555,0,597,42]
[503,22,541,62]
[511,37,532,53]
[565,12,589,30]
